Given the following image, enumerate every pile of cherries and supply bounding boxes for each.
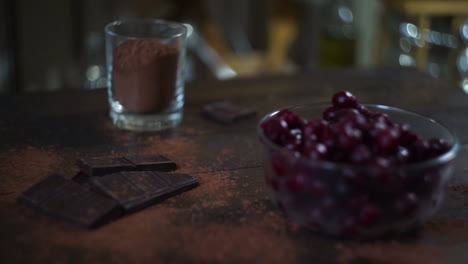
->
[260,91,453,236]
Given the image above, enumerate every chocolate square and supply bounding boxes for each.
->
[156,172,198,189]
[91,172,145,213]
[71,172,92,190]
[124,154,177,172]
[18,174,70,208]
[91,171,197,213]
[77,157,135,176]
[202,100,256,124]
[17,174,121,228]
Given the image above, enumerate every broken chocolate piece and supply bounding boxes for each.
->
[17,174,70,208]
[157,172,198,189]
[202,100,256,124]
[72,172,92,190]
[77,155,177,176]
[91,171,197,213]
[124,154,177,171]
[77,157,134,176]
[17,174,121,228]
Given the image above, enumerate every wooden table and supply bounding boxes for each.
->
[1,68,468,264]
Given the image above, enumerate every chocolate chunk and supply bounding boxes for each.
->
[124,154,177,171]
[77,157,134,176]
[17,174,121,228]
[202,100,256,124]
[17,174,70,208]
[157,172,198,189]
[77,155,177,176]
[72,172,93,190]
[91,171,197,213]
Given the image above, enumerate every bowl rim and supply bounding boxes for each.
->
[257,103,460,170]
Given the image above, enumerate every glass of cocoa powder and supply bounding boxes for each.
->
[105,19,188,131]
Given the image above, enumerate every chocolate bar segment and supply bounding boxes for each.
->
[17,174,121,228]
[91,171,197,213]
[202,100,256,124]
[17,174,70,208]
[124,154,177,172]
[156,172,198,189]
[72,172,92,190]
[77,157,135,176]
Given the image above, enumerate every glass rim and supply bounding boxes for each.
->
[257,103,460,171]
[104,18,188,39]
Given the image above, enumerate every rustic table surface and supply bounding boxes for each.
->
[1,68,468,264]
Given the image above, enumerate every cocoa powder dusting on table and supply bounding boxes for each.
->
[0,146,65,195]
[336,241,443,264]
[425,218,468,234]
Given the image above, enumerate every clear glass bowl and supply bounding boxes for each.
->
[257,104,460,238]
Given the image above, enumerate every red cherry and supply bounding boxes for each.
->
[332,91,357,108]
[359,205,381,227]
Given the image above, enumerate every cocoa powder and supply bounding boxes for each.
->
[0,146,67,195]
[112,39,179,113]
[336,241,443,264]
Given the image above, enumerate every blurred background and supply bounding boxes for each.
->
[0,0,467,93]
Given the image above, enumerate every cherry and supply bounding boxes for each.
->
[286,172,307,193]
[262,118,289,144]
[303,119,327,141]
[310,180,328,198]
[411,139,430,161]
[340,111,367,130]
[332,90,357,108]
[369,112,391,125]
[307,208,324,229]
[303,142,329,160]
[394,192,419,217]
[347,194,369,210]
[356,104,371,117]
[340,215,358,235]
[400,129,420,147]
[359,205,381,227]
[429,138,450,157]
[320,197,336,214]
[277,109,303,128]
[335,123,362,151]
[323,106,340,122]
[271,152,287,177]
[350,144,372,163]
[396,146,410,163]
[374,127,400,154]
[367,156,393,184]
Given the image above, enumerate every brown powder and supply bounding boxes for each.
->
[0,146,66,195]
[5,137,301,263]
[9,163,301,264]
[425,218,468,234]
[336,241,443,264]
[112,39,179,113]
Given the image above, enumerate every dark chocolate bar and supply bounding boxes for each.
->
[91,171,197,213]
[157,171,198,189]
[77,155,177,176]
[77,157,134,176]
[71,172,93,190]
[124,154,177,172]
[202,100,256,124]
[17,174,121,228]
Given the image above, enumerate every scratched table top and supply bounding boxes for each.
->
[1,68,468,264]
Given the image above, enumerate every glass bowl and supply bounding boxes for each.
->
[257,103,460,238]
